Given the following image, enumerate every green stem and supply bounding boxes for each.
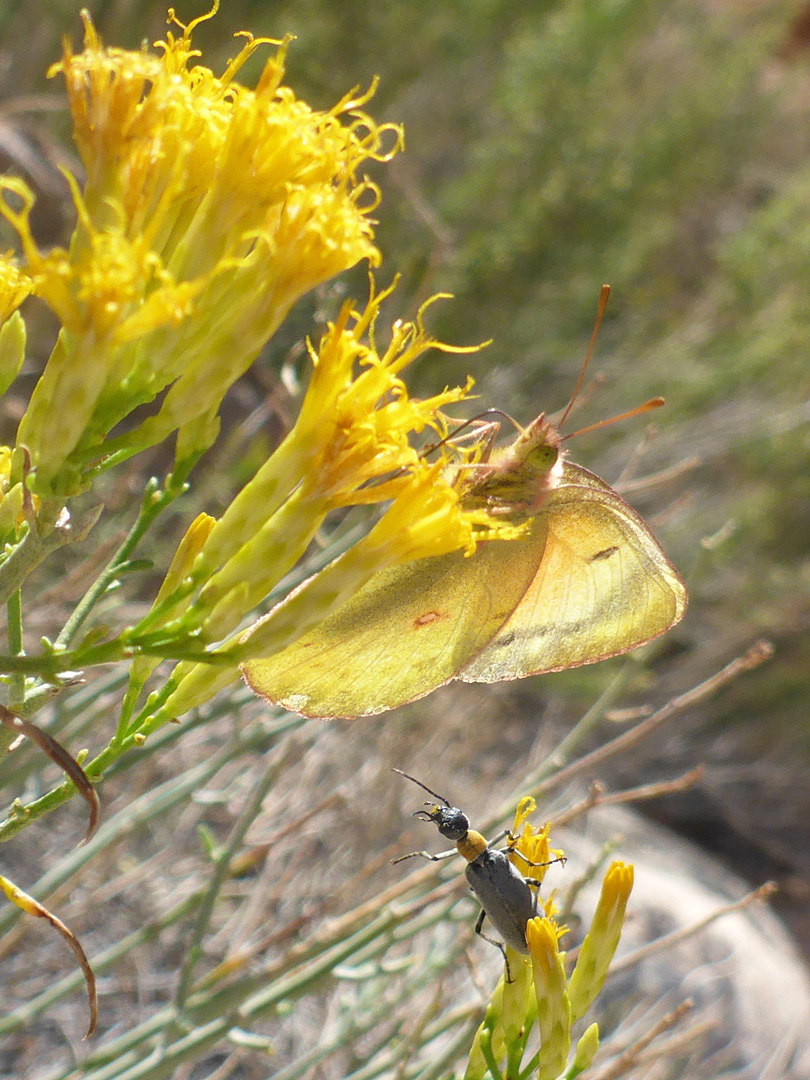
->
[0,498,102,608]
[171,741,299,1015]
[0,635,231,681]
[0,588,24,758]
[0,725,15,759]
[506,1036,525,1078]
[479,1008,504,1080]
[518,1050,540,1080]
[120,676,179,741]
[0,639,129,676]
[55,477,183,650]
[6,587,23,706]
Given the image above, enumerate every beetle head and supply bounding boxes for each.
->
[414,803,470,840]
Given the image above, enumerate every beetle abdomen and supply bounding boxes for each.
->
[466,849,536,954]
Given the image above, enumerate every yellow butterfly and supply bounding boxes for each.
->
[242,399,687,719]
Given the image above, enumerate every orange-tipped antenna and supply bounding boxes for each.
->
[561,396,665,442]
[557,283,611,431]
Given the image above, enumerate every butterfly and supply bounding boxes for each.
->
[242,289,687,718]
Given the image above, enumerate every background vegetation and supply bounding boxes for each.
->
[0,0,808,1076]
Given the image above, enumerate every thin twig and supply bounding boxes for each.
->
[589,999,695,1080]
[173,738,309,1015]
[615,455,701,494]
[609,882,777,976]
[549,767,705,828]
[533,640,773,799]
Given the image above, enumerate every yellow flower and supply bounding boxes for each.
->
[509,795,566,886]
[567,860,634,1023]
[0,254,29,401]
[527,916,571,1080]
[3,6,400,491]
[192,280,478,586]
[0,254,31,323]
[462,802,631,1079]
[0,445,37,536]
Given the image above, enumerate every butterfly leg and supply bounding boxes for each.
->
[473,908,513,982]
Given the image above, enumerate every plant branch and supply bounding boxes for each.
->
[0,501,103,608]
[55,477,184,650]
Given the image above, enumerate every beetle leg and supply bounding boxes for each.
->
[504,849,567,871]
[473,908,514,983]
[392,847,457,865]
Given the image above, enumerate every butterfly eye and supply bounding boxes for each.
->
[526,443,558,473]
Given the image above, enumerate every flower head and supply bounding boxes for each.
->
[567,860,634,1023]
[509,796,566,884]
[4,7,400,491]
[527,916,571,1080]
[0,253,28,401]
[0,254,31,323]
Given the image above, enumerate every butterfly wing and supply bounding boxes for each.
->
[242,525,547,719]
[459,463,687,683]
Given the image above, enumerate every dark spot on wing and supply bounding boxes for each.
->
[414,609,446,627]
[589,545,620,563]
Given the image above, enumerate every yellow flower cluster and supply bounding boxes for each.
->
[0,5,521,735]
[2,6,399,492]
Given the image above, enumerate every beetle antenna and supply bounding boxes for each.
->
[392,768,451,807]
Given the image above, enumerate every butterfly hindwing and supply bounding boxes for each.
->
[460,463,686,682]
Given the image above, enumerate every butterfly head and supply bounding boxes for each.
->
[519,415,564,479]
[462,413,564,519]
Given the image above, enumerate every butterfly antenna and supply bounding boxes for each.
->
[392,768,451,807]
[561,396,665,442]
[558,283,611,431]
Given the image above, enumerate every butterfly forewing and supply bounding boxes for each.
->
[242,528,546,718]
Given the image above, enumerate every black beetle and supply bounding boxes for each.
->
[393,769,563,974]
